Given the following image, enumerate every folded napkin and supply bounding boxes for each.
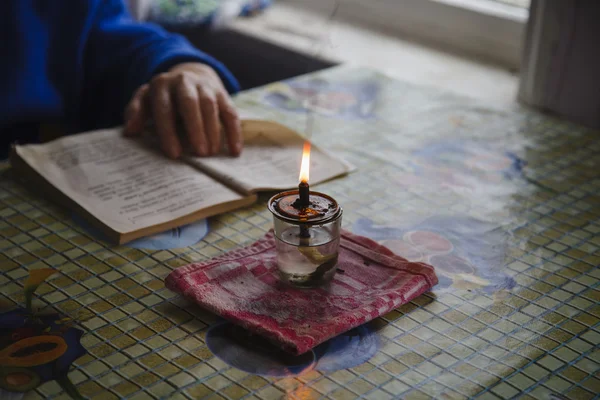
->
[166,230,438,355]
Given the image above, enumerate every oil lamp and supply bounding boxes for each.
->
[268,141,343,288]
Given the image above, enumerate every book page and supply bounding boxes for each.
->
[185,120,353,193]
[15,128,246,234]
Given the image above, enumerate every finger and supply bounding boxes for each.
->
[199,87,220,155]
[217,92,242,156]
[124,84,149,136]
[175,77,208,156]
[150,74,181,159]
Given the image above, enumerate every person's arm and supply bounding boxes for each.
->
[85,0,242,158]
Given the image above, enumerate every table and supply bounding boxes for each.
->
[1,66,598,400]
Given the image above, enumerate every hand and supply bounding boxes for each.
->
[124,62,242,159]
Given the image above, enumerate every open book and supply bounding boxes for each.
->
[11,120,352,244]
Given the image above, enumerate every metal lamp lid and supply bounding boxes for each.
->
[268,190,341,224]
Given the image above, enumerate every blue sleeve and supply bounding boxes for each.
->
[85,0,239,117]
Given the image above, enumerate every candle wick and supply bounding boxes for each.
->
[294,181,311,209]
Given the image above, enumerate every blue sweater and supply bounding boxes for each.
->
[0,0,239,158]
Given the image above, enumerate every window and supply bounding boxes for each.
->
[286,0,529,69]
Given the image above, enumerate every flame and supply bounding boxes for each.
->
[299,141,311,183]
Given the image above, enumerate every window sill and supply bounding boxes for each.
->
[228,1,520,104]
[279,0,527,70]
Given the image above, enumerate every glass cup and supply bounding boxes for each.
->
[268,190,342,288]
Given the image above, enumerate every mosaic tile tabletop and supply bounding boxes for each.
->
[1,66,599,400]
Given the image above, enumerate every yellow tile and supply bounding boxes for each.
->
[85,360,110,377]
[575,357,599,374]
[462,319,486,334]
[96,325,123,339]
[455,381,485,397]
[532,337,561,352]
[477,328,503,342]
[186,383,213,398]
[288,386,321,400]
[329,370,356,385]
[380,341,404,357]
[104,352,129,368]
[76,381,105,398]
[297,370,321,383]
[73,354,94,368]
[574,312,599,327]
[82,277,104,289]
[499,353,527,370]
[382,360,408,375]
[476,392,502,400]
[118,362,145,379]
[364,389,394,400]
[420,381,448,398]
[177,336,203,352]
[515,344,543,360]
[398,371,427,387]
[95,285,119,299]
[160,344,184,360]
[189,363,217,380]
[124,344,150,358]
[168,372,195,387]
[126,285,150,298]
[240,375,268,390]
[447,344,475,359]
[312,378,339,395]
[174,354,201,369]
[90,392,119,400]
[544,375,572,393]
[346,379,374,395]
[221,383,250,399]
[148,381,176,398]
[382,380,410,395]
[561,320,587,334]
[436,370,465,387]
[112,382,140,397]
[207,356,229,371]
[454,363,478,377]
[139,353,167,368]
[442,310,469,324]
[581,377,600,394]
[131,326,154,340]
[37,380,63,397]
[111,334,136,349]
[566,387,595,400]
[256,385,285,400]
[274,377,301,392]
[552,347,579,364]
[145,278,164,291]
[119,302,144,315]
[537,355,564,372]
[379,324,402,339]
[163,327,188,341]
[364,369,393,386]
[398,352,425,367]
[193,346,213,360]
[129,391,158,400]
[431,354,458,368]
[154,362,181,378]
[140,294,162,306]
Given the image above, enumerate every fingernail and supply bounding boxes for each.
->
[233,142,242,155]
[198,144,208,156]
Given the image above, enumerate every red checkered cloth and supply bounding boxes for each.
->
[166,230,438,355]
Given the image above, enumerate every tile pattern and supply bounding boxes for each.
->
[1,66,599,399]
